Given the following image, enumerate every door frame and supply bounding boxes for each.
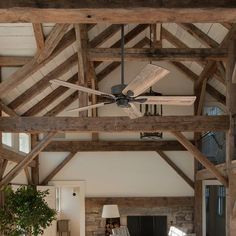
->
[49,180,86,236]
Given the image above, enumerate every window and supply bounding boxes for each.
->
[2,132,13,147]
[56,187,61,212]
[19,133,30,154]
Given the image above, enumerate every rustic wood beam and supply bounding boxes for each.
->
[41,152,76,185]
[97,38,149,82]
[0,160,8,179]
[156,150,194,189]
[23,75,78,116]
[44,140,188,152]
[0,116,229,133]
[37,24,70,63]
[45,92,78,116]
[226,37,236,236]
[9,54,77,110]
[90,24,122,48]
[32,23,45,52]
[171,131,228,186]
[94,24,149,68]
[1,1,236,23]
[89,48,227,62]
[0,100,18,117]
[0,132,55,187]
[0,56,32,67]
[31,134,39,185]
[196,161,236,181]
[75,24,89,117]
[24,167,32,185]
[0,147,36,168]
[206,84,226,105]
[0,27,76,98]
[178,23,219,48]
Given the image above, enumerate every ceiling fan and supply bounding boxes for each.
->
[50,25,196,119]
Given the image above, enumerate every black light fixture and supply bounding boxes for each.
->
[140,88,163,140]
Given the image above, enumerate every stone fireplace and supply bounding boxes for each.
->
[85,197,194,236]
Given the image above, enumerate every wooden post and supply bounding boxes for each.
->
[226,36,236,236]
[31,134,39,185]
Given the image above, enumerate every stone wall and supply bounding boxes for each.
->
[85,197,194,236]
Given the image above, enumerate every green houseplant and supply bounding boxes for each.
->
[0,185,57,236]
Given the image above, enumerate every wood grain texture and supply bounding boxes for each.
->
[32,23,45,51]
[89,48,227,62]
[0,116,229,133]
[1,1,236,23]
[0,56,32,66]
[43,140,190,152]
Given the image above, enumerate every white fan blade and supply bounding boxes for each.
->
[136,96,196,105]
[51,79,115,98]
[122,64,169,97]
[121,103,143,119]
[66,103,108,113]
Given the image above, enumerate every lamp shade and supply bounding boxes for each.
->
[102,205,120,218]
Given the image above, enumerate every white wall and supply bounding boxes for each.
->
[40,151,194,197]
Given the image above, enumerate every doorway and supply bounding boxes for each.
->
[203,180,226,236]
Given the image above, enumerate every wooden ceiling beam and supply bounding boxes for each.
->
[36,24,70,63]
[206,83,226,105]
[97,37,149,83]
[32,23,45,52]
[0,116,229,133]
[0,132,55,187]
[1,1,236,23]
[177,23,219,48]
[44,140,189,152]
[171,131,228,186]
[156,150,194,189]
[89,48,227,62]
[0,147,36,168]
[8,54,77,110]
[94,24,149,68]
[41,152,76,185]
[44,92,78,116]
[0,56,32,67]
[22,75,78,116]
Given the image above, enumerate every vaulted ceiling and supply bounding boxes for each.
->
[0,23,230,117]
